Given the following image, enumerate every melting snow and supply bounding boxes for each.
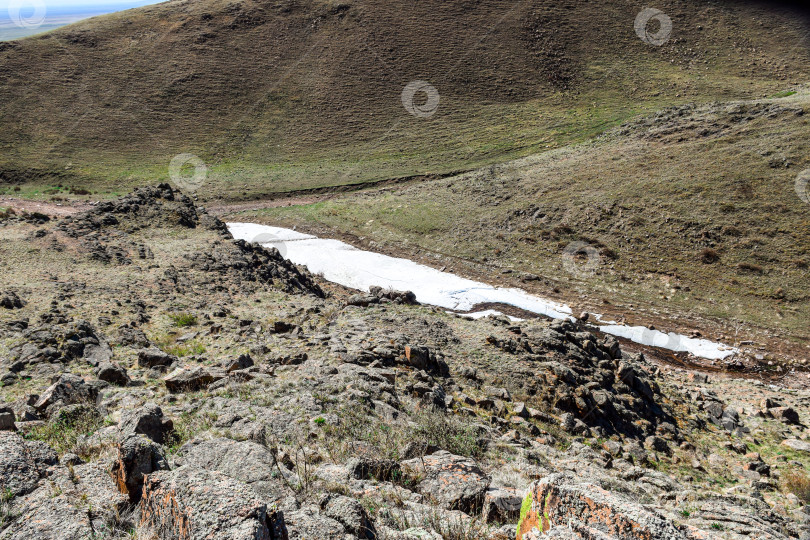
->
[227,222,737,360]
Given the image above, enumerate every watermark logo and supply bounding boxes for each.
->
[168,153,207,192]
[7,0,47,29]
[634,7,672,46]
[250,232,288,259]
[795,169,810,205]
[562,241,601,277]
[401,80,440,118]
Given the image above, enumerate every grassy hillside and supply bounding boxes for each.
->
[0,0,809,198]
[235,91,810,358]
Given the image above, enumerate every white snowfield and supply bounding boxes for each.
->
[227,222,737,360]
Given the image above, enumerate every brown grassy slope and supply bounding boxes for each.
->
[0,0,809,197]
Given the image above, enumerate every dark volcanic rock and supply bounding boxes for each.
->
[95,361,130,386]
[137,347,177,369]
[0,291,25,309]
[186,237,325,297]
[0,406,16,431]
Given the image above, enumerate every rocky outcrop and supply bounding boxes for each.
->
[400,450,490,513]
[95,361,130,386]
[1,460,129,540]
[164,367,223,393]
[175,437,290,499]
[0,291,25,309]
[119,403,174,444]
[33,373,99,415]
[489,320,675,439]
[0,431,58,497]
[111,433,170,502]
[8,319,109,374]
[517,474,706,540]
[186,237,325,297]
[139,466,281,540]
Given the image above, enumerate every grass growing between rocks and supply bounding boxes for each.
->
[782,469,810,504]
[0,487,14,530]
[165,410,217,454]
[24,407,106,457]
[378,507,494,540]
[321,404,486,463]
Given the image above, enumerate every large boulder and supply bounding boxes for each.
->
[0,461,128,540]
[111,433,170,502]
[400,450,490,513]
[95,362,130,386]
[137,347,177,369]
[321,494,376,538]
[0,431,58,497]
[139,466,281,540]
[164,367,222,393]
[119,403,174,444]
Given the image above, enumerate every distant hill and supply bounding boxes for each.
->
[0,0,809,199]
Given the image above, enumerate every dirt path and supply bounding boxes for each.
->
[0,196,93,217]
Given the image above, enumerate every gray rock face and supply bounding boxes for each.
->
[0,431,58,497]
[139,466,277,540]
[33,373,99,415]
[119,403,174,444]
[95,361,130,386]
[346,456,401,482]
[282,509,347,539]
[0,460,128,540]
[482,487,522,524]
[111,433,170,502]
[782,439,810,453]
[400,450,490,513]
[176,437,288,499]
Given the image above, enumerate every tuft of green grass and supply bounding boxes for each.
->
[168,313,197,327]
